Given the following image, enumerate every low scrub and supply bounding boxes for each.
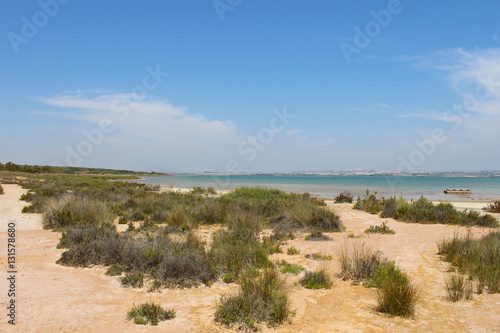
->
[353,190,385,214]
[484,201,500,213]
[286,246,300,255]
[365,261,409,289]
[376,276,419,318]
[300,270,333,289]
[305,252,332,261]
[43,194,112,229]
[121,272,144,288]
[215,267,292,330]
[445,273,474,301]
[438,231,500,294]
[339,242,387,282]
[128,302,176,325]
[276,260,306,275]
[305,230,332,241]
[334,191,353,203]
[364,222,395,235]
[0,184,4,195]
[285,200,344,232]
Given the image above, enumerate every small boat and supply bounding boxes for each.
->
[444,189,473,195]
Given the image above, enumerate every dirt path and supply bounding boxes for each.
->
[1,185,499,332]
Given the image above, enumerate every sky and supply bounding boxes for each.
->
[1,0,500,172]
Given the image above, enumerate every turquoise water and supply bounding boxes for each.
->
[135,175,500,201]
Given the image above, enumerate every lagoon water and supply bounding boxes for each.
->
[136,175,500,202]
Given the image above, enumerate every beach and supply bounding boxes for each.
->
[1,183,499,332]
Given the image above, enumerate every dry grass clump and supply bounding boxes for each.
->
[215,267,292,330]
[376,275,420,318]
[339,241,387,282]
[305,252,332,261]
[275,260,305,275]
[286,246,300,255]
[43,194,112,229]
[439,231,500,294]
[0,184,4,195]
[127,302,175,325]
[445,273,474,301]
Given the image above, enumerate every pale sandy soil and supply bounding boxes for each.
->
[1,185,499,332]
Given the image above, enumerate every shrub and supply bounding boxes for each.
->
[127,302,176,325]
[43,194,112,229]
[339,242,387,282]
[300,270,333,289]
[484,201,500,213]
[105,263,123,276]
[305,252,332,261]
[364,222,395,235]
[287,246,300,255]
[0,184,3,195]
[334,191,353,203]
[276,260,306,275]
[285,201,344,232]
[353,190,385,214]
[438,231,500,294]
[305,230,332,241]
[365,261,409,289]
[376,277,419,318]
[445,273,474,302]
[118,217,128,224]
[215,267,292,330]
[121,272,144,288]
[210,226,270,283]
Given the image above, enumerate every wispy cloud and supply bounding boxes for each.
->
[397,109,446,121]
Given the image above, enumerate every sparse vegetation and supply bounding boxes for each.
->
[215,267,292,330]
[305,252,332,261]
[445,273,474,301]
[121,272,144,288]
[300,270,333,289]
[276,260,306,275]
[305,230,332,241]
[355,191,498,228]
[127,302,175,325]
[105,263,123,276]
[286,246,300,255]
[334,191,353,203]
[0,184,4,195]
[376,275,420,318]
[339,242,387,282]
[364,221,395,234]
[438,231,500,294]
[484,201,500,213]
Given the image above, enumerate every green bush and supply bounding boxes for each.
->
[121,272,144,288]
[365,261,409,289]
[276,260,306,275]
[376,277,419,318]
[364,221,395,235]
[438,231,500,293]
[215,267,292,330]
[127,302,175,325]
[300,270,333,289]
[105,263,123,276]
[353,190,385,214]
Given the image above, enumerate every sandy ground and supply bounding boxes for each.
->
[1,184,499,332]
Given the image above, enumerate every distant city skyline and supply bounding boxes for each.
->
[1,1,500,172]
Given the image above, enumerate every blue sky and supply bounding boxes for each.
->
[1,0,500,172]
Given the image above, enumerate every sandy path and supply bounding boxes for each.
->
[1,185,499,332]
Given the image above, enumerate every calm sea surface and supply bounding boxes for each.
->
[135,175,500,201]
